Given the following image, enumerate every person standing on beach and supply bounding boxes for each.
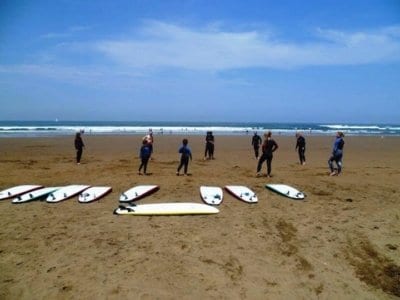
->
[295,132,306,165]
[176,138,192,176]
[257,131,278,177]
[138,139,151,175]
[328,131,345,176]
[74,131,85,164]
[144,129,154,160]
[251,132,262,159]
[204,131,215,160]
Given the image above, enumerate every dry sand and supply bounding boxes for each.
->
[0,134,399,299]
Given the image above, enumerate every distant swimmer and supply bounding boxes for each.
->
[328,131,345,176]
[251,132,262,159]
[176,138,192,176]
[204,131,215,160]
[257,131,278,177]
[74,132,85,164]
[295,132,306,165]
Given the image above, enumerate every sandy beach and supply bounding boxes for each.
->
[0,134,399,299]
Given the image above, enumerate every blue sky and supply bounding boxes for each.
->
[0,0,399,123]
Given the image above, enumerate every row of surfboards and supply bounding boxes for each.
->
[0,184,305,215]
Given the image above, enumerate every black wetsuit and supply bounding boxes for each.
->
[328,137,344,174]
[75,136,84,163]
[177,145,192,174]
[295,136,306,164]
[252,134,262,159]
[204,134,214,159]
[257,138,278,176]
[138,145,151,174]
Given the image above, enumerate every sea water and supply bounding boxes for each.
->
[0,121,399,137]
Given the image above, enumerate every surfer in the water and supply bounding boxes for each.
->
[257,131,279,177]
[204,131,215,160]
[138,139,151,175]
[295,131,306,165]
[251,132,262,159]
[328,131,345,176]
[74,131,85,164]
[177,138,192,176]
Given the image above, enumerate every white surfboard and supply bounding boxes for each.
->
[266,184,305,200]
[0,185,43,201]
[12,187,61,204]
[46,185,90,203]
[119,185,159,202]
[113,202,219,216]
[225,185,258,203]
[78,186,112,203]
[200,186,223,205]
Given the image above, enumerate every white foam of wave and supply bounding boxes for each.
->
[320,124,400,131]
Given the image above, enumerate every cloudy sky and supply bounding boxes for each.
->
[1,0,399,123]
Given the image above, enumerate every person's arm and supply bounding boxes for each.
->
[273,141,279,152]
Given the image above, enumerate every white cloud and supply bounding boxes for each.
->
[40,25,92,39]
[93,21,400,70]
[2,22,400,84]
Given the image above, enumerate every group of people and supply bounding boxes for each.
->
[74,129,345,177]
[252,130,344,177]
[137,131,215,176]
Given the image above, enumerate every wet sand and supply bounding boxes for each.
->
[0,135,399,299]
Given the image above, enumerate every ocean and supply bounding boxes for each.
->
[0,121,399,137]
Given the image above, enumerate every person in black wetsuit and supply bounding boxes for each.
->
[328,131,345,176]
[257,131,278,177]
[138,139,151,175]
[204,131,215,160]
[251,132,262,159]
[176,138,192,176]
[74,132,85,164]
[295,132,306,165]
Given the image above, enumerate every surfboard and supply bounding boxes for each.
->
[46,185,90,203]
[12,187,61,204]
[265,184,305,200]
[113,202,219,216]
[200,186,223,205]
[225,185,258,203]
[78,186,112,203]
[119,185,159,202]
[0,185,43,201]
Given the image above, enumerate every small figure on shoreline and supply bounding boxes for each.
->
[74,131,85,164]
[138,139,151,175]
[257,131,279,177]
[251,132,262,160]
[295,131,306,165]
[204,131,215,160]
[328,131,345,176]
[177,138,192,176]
